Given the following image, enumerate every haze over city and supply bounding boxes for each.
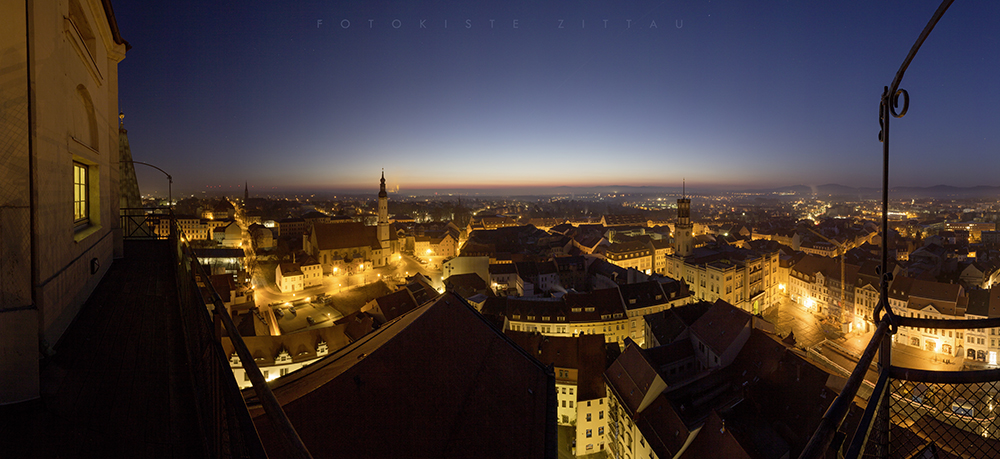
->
[13,1,1000,456]
[115,0,1000,197]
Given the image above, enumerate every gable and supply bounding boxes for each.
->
[921,304,941,315]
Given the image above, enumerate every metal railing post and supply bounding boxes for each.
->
[877,324,892,459]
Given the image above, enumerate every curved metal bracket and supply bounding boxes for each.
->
[876,0,953,340]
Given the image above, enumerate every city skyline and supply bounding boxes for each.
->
[116,0,1000,196]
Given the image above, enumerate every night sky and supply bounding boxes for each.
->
[114,1,1000,196]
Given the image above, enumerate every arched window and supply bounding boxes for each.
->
[76,84,98,149]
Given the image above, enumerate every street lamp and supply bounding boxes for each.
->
[121,160,172,208]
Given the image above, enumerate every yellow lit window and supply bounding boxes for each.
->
[74,162,89,225]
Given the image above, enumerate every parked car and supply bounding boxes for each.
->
[306,316,316,326]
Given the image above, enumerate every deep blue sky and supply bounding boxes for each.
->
[114,1,1000,196]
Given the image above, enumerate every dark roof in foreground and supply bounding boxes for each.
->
[248,293,556,459]
[505,331,608,401]
[689,299,752,355]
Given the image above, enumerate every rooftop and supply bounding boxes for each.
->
[248,293,556,458]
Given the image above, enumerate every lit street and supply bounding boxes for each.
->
[764,296,967,384]
[245,250,446,335]
[763,296,840,349]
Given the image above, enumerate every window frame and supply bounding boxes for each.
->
[73,161,90,228]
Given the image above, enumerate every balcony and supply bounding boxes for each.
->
[796,2,1000,456]
[0,209,310,458]
[801,314,1000,458]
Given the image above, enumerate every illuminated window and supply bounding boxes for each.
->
[73,162,89,226]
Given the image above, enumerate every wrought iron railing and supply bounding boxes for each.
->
[120,206,169,239]
[123,210,313,458]
[798,1,1000,457]
[828,316,1000,459]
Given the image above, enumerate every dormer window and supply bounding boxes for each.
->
[317,341,329,356]
[276,349,292,363]
[230,352,241,366]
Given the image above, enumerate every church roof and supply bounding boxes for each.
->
[311,222,392,251]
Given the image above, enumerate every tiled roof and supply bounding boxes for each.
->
[604,340,661,417]
[689,300,751,356]
[249,293,555,458]
[563,288,627,320]
[791,254,836,277]
[888,276,915,301]
[489,263,518,275]
[278,263,303,276]
[209,274,235,298]
[343,311,375,342]
[908,278,962,303]
[966,289,991,316]
[677,411,750,459]
[603,214,647,226]
[301,211,328,219]
[644,309,689,345]
[505,331,607,401]
[373,289,419,323]
[311,222,383,251]
[607,240,651,255]
[224,325,350,367]
[515,261,539,279]
[638,394,692,459]
[619,281,669,311]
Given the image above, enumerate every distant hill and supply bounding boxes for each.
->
[243,183,1000,199]
[744,184,1000,199]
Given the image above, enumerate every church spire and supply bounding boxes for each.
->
[118,112,141,209]
[244,181,249,201]
[378,169,388,198]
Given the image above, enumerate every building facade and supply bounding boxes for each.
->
[1,0,128,404]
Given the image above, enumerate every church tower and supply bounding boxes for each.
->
[377,170,389,248]
[675,181,693,257]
